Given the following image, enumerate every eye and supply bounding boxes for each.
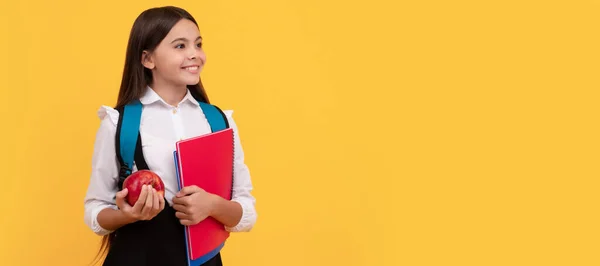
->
[196,42,203,48]
[175,44,185,49]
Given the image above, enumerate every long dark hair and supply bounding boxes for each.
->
[114,5,209,110]
[92,6,208,265]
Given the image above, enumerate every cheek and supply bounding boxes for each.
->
[156,52,184,70]
[198,51,207,64]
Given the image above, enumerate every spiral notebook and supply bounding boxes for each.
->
[173,127,234,266]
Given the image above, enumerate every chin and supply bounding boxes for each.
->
[178,77,200,86]
[188,74,201,83]
[186,78,200,85]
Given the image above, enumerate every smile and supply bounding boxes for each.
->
[182,65,200,74]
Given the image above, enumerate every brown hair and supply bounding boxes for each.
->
[92,6,208,265]
[114,5,209,110]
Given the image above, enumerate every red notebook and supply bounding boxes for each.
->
[173,128,234,265]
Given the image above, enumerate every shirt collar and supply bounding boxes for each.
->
[139,86,199,107]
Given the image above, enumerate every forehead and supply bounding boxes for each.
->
[164,19,201,41]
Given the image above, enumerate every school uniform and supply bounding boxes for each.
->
[83,86,257,266]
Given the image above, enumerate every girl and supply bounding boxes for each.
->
[83,6,257,266]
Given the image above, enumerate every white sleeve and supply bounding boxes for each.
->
[223,110,257,232]
[83,106,121,236]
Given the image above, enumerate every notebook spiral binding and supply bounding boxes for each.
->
[230,129,235,200]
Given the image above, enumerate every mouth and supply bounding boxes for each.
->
[182,65,200,73]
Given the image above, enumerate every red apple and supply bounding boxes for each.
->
[122,170,165,206]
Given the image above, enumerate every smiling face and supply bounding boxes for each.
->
[141,19,206,88]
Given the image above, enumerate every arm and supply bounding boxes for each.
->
[84,107,165,234]
[97,185,165,230]
[210,196,243,228]
[83,107,121,235]
[221,111,257,232]
[172,111,257,231]
[173,186,245,228]
[97,208,137,231]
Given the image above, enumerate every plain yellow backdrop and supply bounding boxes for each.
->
[1,0,600,265]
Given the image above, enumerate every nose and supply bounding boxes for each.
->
[188,48,197,60]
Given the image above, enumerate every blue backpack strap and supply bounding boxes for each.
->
[115,100,143,180]
[115,99,227,188]
[198,101,229,132]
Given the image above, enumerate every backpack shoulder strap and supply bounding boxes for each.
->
[198,101,229,132]
[114,99,228,189]
[115,100,143,180]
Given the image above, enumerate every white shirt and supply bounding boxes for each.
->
[83,86,257,236]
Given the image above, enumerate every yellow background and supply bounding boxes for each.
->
[1,0,599,265]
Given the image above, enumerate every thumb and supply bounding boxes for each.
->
[177,185,200,197]
[115,188,128,205]
[115,188,131,209]
[116,188,128,199]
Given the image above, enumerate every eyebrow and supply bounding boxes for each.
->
[171,36,202,43]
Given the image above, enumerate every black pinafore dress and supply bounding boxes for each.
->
[102,129,223,266]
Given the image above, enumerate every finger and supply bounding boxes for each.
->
[172,195,191,206]
[176,185,201,197]
[172,203,186,212]
[152,188,160,213]
[179,219,194,226]
[159,195,165,211]
[172,195,182,205]
[142,186,154,217]
[175,211,189,220]
[132,185,148,213]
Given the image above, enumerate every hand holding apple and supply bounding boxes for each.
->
[172,185,218,226]
[115,170,166,222]
[115,185,165,222]
[122,170,165,206]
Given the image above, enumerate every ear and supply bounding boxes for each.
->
[141,50,155,69]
